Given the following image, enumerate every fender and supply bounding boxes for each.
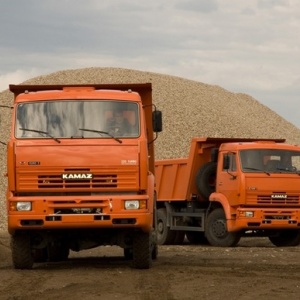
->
[209,192,237,232]
[147,172,155,215]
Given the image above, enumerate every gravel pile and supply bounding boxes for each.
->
[1,67,300,230]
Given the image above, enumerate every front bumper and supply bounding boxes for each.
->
[7,194,153,234]
[227,207,300,232]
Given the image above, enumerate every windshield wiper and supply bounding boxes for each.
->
[244,167,271,175]
[243,167,262,171]
[274,167,300,175]
[19,128,61,143]
[78,128,122,144]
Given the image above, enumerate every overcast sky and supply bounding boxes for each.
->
[1,0,300,128]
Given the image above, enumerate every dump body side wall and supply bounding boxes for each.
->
[155,139,216,201]
[155,158,188,201]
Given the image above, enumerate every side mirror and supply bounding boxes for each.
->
[152,110,162,132]
[223,155,230,170]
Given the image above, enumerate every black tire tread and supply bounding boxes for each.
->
[157,208,177,245]
[11,233,34,269]
[173,231,185,245]
[186,231,208,245]
[269,230,300,247]
[196,162,217,199]
[132,232,152,269]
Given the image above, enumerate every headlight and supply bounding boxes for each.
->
[16,202,32,211]
[124,200,139,210]
[239,211,254,218]
[245,211,254,217]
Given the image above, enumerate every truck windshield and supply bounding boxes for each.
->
[240,149,300,173]
[16,100,140,139]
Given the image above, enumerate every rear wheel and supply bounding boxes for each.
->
[132,232,152,269]
[186,231,208,245]
[124,248,133,260]
[173,231,185,245]
[205,208,241,247]
[269,230,300,247]
[157,208,176,245]
[11,232,34,269]
[47,238,70,262]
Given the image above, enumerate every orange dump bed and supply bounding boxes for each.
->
[155,158,189,201]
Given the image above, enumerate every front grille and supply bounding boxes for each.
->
[38,174,117,188]
[17,167,139,191]
[257,195,299,204]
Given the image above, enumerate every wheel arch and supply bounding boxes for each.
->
[147,172,155,209]
[209,192,235,231]
[146,172,156,229]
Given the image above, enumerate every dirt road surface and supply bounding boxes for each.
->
[1,231,300,300]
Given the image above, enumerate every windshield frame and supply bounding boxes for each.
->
[239,148,300,174]
[15,99,140,140]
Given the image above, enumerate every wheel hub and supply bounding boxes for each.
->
[211,219,227,238]
[157,220,164,234]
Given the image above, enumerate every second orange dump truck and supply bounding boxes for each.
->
[155,137,300,247]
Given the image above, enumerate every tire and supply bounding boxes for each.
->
[186,231,208,245]
[196,162,217,199]
[32,247,48,263]
[268,230,300,247]
[157,208,177,245]
[11,233,34,269]
[124,248,133,260]
[151,227,158,260]
[173,231,185,245]
[47,239,70,262]
[152,244,158,260]
[132,232,152,269]
[205,208,241,247]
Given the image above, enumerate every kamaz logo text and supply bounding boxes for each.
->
[61,173,93,180]
[271,194,287,199]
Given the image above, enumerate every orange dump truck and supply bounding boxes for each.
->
[7,83,162,269]
[155,137,300,247]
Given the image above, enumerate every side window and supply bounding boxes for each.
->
[292,156,300,170]
[223,153,236,171]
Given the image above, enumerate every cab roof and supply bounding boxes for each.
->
[9,83,152,97]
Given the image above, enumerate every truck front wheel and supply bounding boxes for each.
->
[205,208,241,247]
[11,232,34,269]
[132,232,152,269]
[269,230,300,247]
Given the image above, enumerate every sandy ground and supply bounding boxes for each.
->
[1,231,300,300]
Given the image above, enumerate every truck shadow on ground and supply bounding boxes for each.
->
[33,256,136,270]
